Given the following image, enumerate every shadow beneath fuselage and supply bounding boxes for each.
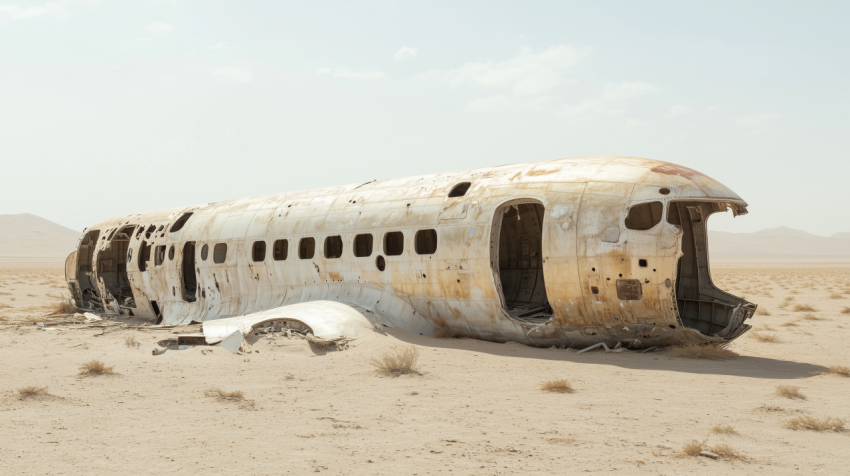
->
[382,328,826,380]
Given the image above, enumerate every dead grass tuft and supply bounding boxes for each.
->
[802,313,825,321]
[47,297,76,316]
[433,327,459,338]
[829,293,844,299]
[124,336,140,348]
[784,415,846,432]
[369,345,421,377]
[78,360,115,376]
[840,307,850,315]
[204,388,244,400]
[17,386,49,399]
[540,379,574,393]
[710,424,738,435]
[669,342,738,360]
[819,365,850,377]
[750,332,780,343]
[711,443,745,460]
[676,438,708,457]
[792,303,818,312]
[755,307,771,316]
[780,321,799,327]
[775,385,807,400]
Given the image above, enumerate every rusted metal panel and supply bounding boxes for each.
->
[69,157,755,347]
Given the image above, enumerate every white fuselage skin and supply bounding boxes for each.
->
[65,157,755,347]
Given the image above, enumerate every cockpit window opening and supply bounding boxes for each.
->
[625,201,663,230]
[448,182,471,198]
[169,212,194,233]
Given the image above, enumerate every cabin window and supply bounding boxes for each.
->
[448,182,471,197]
[299,238,315,259]
[625,201,663,230]
[168,245,175,260]
[169,212,193,233]
[384,231,404,256]
[200,244,209,261]
[415,229,438,255]
[252,241,266,262]
[354,234,373,257]
[213,243,227,264]
[273,239,288,261]
[155,245,166,266]
[324,236,343,259]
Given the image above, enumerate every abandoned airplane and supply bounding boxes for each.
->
[64,157,755,348]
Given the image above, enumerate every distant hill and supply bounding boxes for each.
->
[709,226,850,261]
[0,214,81,261]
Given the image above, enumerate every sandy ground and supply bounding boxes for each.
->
[1,265,849,475]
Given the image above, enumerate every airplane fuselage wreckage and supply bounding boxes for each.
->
[65,157,755,349]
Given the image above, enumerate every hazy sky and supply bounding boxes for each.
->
[1,1,847,236]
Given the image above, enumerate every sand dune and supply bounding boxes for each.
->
[0,214,80,261]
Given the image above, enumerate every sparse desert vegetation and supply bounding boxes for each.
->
[369,345,421,376]
[751,331,781,343]
[669,342,739,360]
[540,379,574,393]
[820,365,850,377]
[17,386,49,399]
[124,336,140,348]
[710,424,738,435]
[792,303,818,312]
[78,360,115,376]
[784,416,846,432]
[775,385,807,400]
[205,388,245,401]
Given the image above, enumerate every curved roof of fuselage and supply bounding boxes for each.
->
[84,157,745,231]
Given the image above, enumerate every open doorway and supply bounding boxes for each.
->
[493,202,553,322]
[181,242,197,302]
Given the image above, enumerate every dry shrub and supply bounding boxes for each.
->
[751,332,780,343]
[792,304,817,312]
[540,379,574,394]
[205,388,244,400]
[669,342,738,360]
[755,307,771,316]
[48,297,76,315]
[676,438,708,457]
[840,307,850,315]
[775,385,806,400]
[710,424,738,435]
[829,293,844,299]
[0,303,12,309]
[780,321,799,327]
[18,386,49,399]
[820,365,850,377]
[802,313,825,321]
[784,416,846,432]
[78,360,115,376]
[370,345,421,376]
[761,324,776,331]
[711,443,745,460]
[124,336,140,348]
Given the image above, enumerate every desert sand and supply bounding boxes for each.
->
[2,264,849,475]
